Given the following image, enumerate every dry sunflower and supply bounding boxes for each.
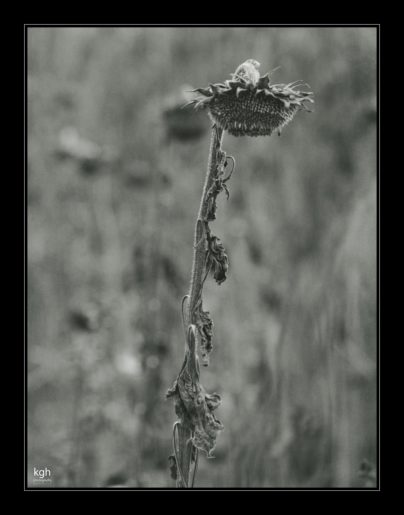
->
[186,59,314,137]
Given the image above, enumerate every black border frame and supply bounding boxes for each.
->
[23,23,381,492]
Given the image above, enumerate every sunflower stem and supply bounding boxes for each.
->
[188,125,224,322]
[175,125,223,488]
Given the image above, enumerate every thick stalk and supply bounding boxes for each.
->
[176,125,223,488]
[188,125,223,321]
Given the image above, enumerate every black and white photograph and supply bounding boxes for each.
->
[25,25,378,489]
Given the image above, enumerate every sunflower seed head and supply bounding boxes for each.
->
[187,62,314,137]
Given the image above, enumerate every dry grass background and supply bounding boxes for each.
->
[27,26,377,488]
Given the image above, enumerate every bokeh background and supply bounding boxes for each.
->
[27,26,377,488]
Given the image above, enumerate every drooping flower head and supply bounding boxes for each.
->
[186,60,314,137]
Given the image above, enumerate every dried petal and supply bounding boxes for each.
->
[167,333,224,457]
[195,307,214,366]
[206,234,229,285]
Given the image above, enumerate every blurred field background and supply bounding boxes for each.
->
[27,26,377,488]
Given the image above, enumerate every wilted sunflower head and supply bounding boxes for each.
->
[186,61,314,137]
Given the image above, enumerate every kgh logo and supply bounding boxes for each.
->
[33,467,51,480]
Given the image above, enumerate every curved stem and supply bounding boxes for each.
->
[188,125,224,323]
[175,125,224,488]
